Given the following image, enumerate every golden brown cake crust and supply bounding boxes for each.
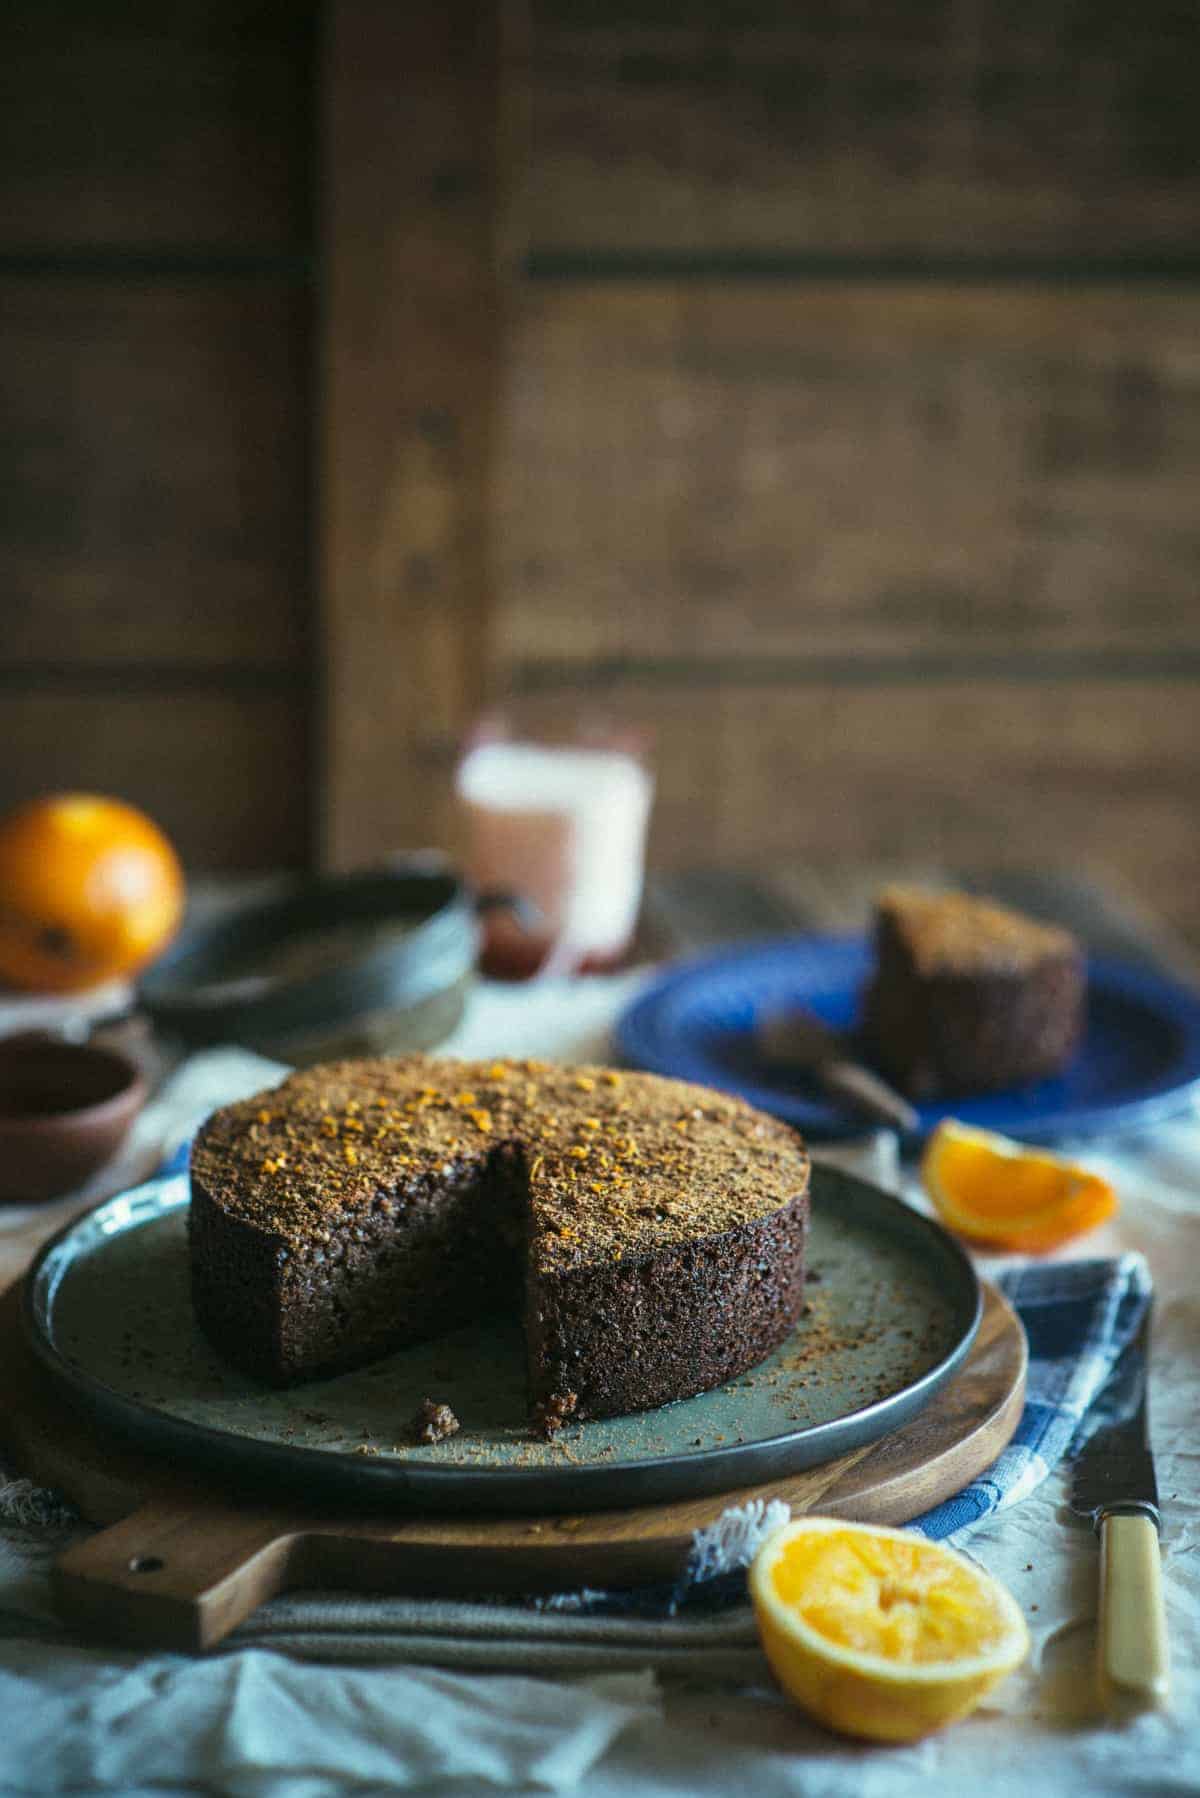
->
[876,885,1078,976]
[190,1055,807,1275]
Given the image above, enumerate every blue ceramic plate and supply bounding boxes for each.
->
[615,936,1200,1142]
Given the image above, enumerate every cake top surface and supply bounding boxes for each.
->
[191,1055,809,1272]
[877,885,1079,975]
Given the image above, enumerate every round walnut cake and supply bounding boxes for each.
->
[189,1056,811,1434]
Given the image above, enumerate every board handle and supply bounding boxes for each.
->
[53,1499,303,1652]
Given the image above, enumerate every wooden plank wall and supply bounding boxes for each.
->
[0,1,314,869]
[320,3,505,868]
[522,3,1199,261]
[496,1,1200,942]
[4,0,1199,933]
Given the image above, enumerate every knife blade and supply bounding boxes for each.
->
[1070,1301,1169,1706]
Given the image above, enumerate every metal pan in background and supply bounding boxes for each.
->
[133,857,529,1064]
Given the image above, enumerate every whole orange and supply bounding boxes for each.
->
[0,794,185,993]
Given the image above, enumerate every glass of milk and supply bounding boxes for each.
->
[455,714,654,979]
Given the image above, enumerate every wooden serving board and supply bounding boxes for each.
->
[1,1279,1026,1654]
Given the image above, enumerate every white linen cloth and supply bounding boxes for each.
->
[0,974,1197,1795]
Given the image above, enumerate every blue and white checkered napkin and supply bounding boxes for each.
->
[908,1251,1151,1545]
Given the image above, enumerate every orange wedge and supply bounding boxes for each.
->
[750,1518,1029,1742]
[921,1119,1117,1252]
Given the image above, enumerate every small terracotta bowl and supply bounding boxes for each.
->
[0,1033,147,1204]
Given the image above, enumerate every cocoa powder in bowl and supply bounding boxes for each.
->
[0,1033,146,1203]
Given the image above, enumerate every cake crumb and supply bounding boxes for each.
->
[532,1390,578,1438]
[412,1398,461,1444]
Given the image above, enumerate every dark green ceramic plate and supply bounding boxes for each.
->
[25,1164,979,1515]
